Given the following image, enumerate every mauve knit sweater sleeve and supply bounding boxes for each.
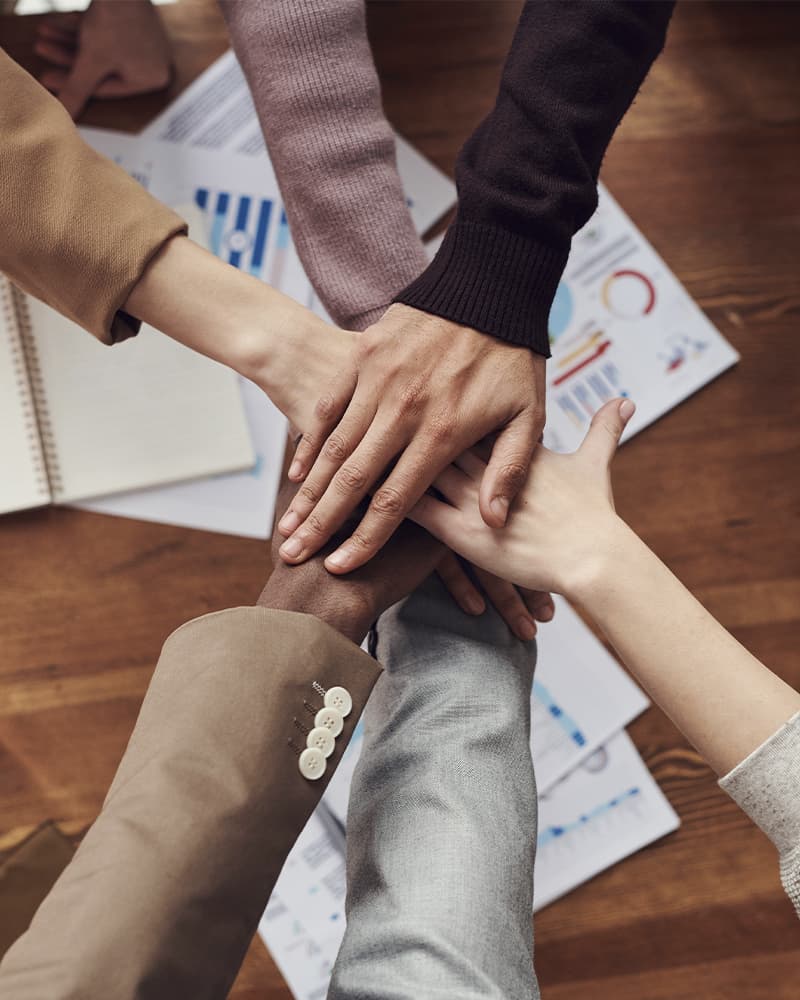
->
[396,0,675,355]
[219,0,429,333]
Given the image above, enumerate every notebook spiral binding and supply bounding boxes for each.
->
[6,284,61,499]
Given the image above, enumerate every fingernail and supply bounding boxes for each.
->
[490,496,509,524]
[464,595,485,616]
[537,604,554,623]
[517,617,537,641]
[619,399,636,420]
[279,536,303,559]
[288,460,303,481]
[325,548,351,571]
[278,511,300,536]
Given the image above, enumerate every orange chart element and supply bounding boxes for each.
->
[601,269,656,318]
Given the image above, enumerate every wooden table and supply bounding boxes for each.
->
[1,2,798,996]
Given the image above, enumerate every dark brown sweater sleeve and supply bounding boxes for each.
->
[395,0,674,356]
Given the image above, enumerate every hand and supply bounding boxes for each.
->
[35,0,172,120]
[124,234,359,437]
[258,479,445,645]
[436,553,553,641]
[276,303,546,574]
[410,398,635,597]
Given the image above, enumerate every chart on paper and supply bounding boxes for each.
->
[533,730,679,911]
[543,185,739,454]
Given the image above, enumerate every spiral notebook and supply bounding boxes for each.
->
[0,266,255,516]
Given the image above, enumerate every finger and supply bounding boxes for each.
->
[407,492,465,551]
[324,440,454,573]
[474,568,537,641]
[478,412,538,528]
[436,553,486,616]
[428,464,474,507]
[37,13,81,38]
[521,588,555,623]
[579,398,636,468]
[55,59,114,119]
[288,369,357,483]
[279,422,401,562]
[33,38,76,69]
[452,448,487,482]
[277,396,382,539]
[39,68,70,93]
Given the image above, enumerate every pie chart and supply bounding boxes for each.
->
[548,281,574,343]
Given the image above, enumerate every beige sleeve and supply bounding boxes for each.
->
[0,50,187,344]
[719,711,800,919]
[0,607,379,1000]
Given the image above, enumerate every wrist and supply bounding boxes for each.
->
[562,514,636,608]
[256,578,373,646]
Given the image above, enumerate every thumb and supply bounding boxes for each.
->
[478,413,537,528]
[56,56,112,120]
[579,398,636,468]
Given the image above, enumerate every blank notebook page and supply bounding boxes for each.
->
[22,293,255,504]
[0,277,49,514]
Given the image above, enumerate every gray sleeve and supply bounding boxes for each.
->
[719,711,800,917]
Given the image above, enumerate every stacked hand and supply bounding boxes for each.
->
[277,304,547,573]
[35,0,172,120]
[410,398,636,598]
[258,479,445,645]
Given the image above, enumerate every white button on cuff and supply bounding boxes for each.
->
[314,707,344,738]
[307,726,335,758]
[299,747,326,781]
[324,686,352,718]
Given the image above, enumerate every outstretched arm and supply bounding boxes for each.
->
[412,399,800,776]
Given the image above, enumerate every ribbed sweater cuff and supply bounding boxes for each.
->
[719,711,800,855]
[393,218,567,356]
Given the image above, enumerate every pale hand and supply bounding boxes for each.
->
[410,398,636,598]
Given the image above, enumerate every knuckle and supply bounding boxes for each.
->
[323,433,349,462]
[303,511,326,538]
[299,483,321,505]
[371,485,406,518]
[499,461,528,492]
[396,377,427,416]
[335,463,368,494]
[430,415,455,445]
[348,528,373,552]
[314,393,338,422]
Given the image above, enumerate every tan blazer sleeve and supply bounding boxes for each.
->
[0,50,187,344]
[0,606,379,1000]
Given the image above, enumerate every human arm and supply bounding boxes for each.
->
[0,48,183,344]
[0,486,443,998]
[275,1,673,571]
[34,0,172,120]
[411,398,800,777]
[222,0,554,633]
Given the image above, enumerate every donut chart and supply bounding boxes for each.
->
[548,281,574,342]
[601,269,656,319]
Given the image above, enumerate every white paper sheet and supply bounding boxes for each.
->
[141,49,456,237]
[543,185,739,453]
[533,729,679,911]
[258,809,348,1000]
[322,596,649,826]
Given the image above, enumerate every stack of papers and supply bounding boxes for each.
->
[260,599,679,999]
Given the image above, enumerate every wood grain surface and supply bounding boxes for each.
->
[1,2,798,996]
